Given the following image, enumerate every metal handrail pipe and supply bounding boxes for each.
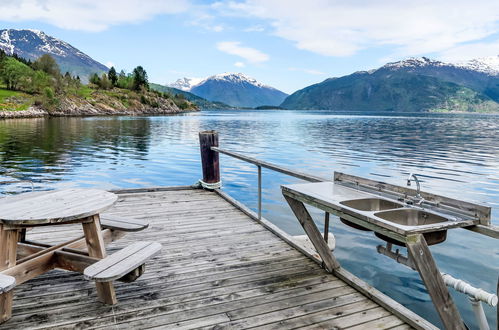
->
[211,147,327,183]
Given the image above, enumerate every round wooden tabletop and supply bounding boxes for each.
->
[0,189,118,225]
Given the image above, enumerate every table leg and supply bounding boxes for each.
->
[0,226,18,322]
[284,195,340,272]
[82,215,117,305]
[406,234,466,329]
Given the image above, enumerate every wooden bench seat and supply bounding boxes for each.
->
[99,215,149,232]
[0,274,15,294]
[84,241,161,282]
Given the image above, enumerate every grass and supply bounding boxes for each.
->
[0,88,33,111]
[76,85,93,99]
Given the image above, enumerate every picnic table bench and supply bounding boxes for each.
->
[0,189,161,323]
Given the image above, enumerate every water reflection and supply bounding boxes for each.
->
[0,110,498,328]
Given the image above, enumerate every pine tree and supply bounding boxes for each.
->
[89,73,101,85]
[132,66,148,91]
[108,66,118,86]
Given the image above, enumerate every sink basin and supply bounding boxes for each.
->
[374,209,448,226]
[339,198,403,231]
[374,209,448,246]
[340,198,403,212]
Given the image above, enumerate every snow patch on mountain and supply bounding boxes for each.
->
[381,56,499,76]
[456,55,499,76]
[382,57,448,70]
[168,77,204,91]
[169,72,278,92]
[0,30,14,55]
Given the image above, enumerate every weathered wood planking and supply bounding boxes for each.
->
[84,241,161,282]
[99,216,149,232]
[0,188,423,330]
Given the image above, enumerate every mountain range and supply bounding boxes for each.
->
[169,73,288,108]
[149,83,233,109]
[2,28,499,112]
[0,29,108,82]
[282,56,499,112]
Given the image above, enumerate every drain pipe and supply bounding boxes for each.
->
[377,244,498,330]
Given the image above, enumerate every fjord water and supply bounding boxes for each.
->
[0,110,498,328]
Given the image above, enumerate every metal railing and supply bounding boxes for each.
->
[211,146,326,220]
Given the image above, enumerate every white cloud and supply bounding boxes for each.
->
[0,0,190,32]
[225,0,499,58]
[244,25,265,32]
[188,12,225,32]
[105,61,115,68]
[217,41,269,63]
[234,61,246,67]
[437,40,499,62]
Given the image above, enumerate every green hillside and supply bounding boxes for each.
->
[0,51,196,115]
[281,71,499,112]
[150,83,233,109]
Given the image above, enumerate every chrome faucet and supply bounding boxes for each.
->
[406,173,424,205]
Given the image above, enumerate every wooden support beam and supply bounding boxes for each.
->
[283,195,340,272]
[0,227,18,323]
[16,236,83,264]
[406,234,466,330]
[2,252,55,286]
[54,250,99,273]
[82,215,117,305]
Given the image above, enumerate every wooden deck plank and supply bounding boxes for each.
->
[0,188,419,330]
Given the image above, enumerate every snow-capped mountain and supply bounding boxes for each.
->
[170,73,288,108]
[0,29,108,80]
[382,56,499,76]
[282,55,499,112]
[168,77,204,91]
[456,55,499,76]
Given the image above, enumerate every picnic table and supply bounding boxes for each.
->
[0,189,160,323]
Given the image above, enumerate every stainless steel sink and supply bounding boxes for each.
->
[374,209,448,226]
[339,198,403,231]
[374,209,448,245]
[340,198,403,212]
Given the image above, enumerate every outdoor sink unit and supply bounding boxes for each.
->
[281,171,491,246]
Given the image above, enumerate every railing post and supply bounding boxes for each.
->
[198,131,220,189]
[324,212,329,243]
[257,165,262,220]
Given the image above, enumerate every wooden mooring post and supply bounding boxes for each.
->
[199,131,220,189]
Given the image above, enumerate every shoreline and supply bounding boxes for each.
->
[0,105,198,120]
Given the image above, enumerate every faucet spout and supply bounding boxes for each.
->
[407,173,423,202]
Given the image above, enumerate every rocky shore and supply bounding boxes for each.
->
[0,92,197,119]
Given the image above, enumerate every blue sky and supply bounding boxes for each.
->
[1,0,499,94]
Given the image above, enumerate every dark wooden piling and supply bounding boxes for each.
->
[199,131,220,186]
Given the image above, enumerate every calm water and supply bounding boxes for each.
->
[0,110,498,328]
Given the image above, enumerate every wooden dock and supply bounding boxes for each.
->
[0,187,433,329]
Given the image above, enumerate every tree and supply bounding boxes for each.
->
[99,73,112,89]
[0,57,32,90]
[132,66,148,91]
[33,54,60,77]
[32,70,52,94]
[108,67,117,86]
[89,73,101,85]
